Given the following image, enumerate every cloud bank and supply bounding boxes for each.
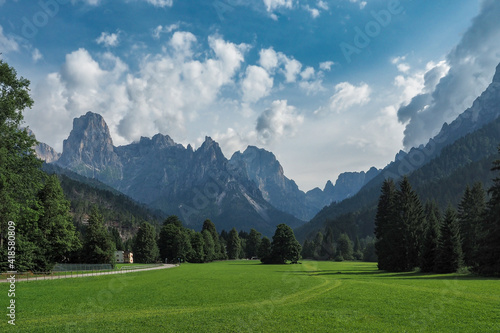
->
[397,0,500,149]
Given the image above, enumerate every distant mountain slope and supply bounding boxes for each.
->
[296,62,500,241]
[43,164,164,240]
[229,146,379,220]
[297,117,500,242]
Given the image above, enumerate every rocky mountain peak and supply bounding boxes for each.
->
[56,111,122,180]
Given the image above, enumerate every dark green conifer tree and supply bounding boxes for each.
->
[246,228,262,259]
[337,233,353,261]
[202,230,216,262]
[476,149,500,276]
[435,206,463,274]
[227,227,241,260]
[397,176,425,270]
[258,237,272,263]
[374,179,399,270]
[83,207,115,265]
[133,222,159,264]
[201,219,222,259]
[420,202,441,272]
[458,183,486,267]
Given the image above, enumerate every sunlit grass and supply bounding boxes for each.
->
[1,261,498,332]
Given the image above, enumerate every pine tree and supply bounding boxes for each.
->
[258,237,272,263]
[322,227,336,260]
[337,233,354,260]
[133,222,159,263]
[374,179,399,270]
[188,231,205,263]
[458,183,486,267]
[420,202,441,272]
[353,236,363,260]
[202,230,216,262]
[397,177,425,271]
[201,219,222,259]
[35,175,81,270]
[83,207,115,265]
[476,148,500,276]
[435,206,463,274]
[227,227,241,260]
[110,227,124,251]
[246,228,262,259]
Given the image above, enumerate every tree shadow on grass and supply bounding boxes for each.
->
[278,269,499,281]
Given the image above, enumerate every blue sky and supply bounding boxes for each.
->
[1,0,499,191]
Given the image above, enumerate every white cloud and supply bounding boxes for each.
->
[319,61,335,71]
[96,31,120,47]
[71,0,101,5]
[241,65,274,103]
[152,23,179,39]
[317,0,328,10]
[397,0,500,149]
[319,82,371,114]
[281,55,302,83]
[143,0,173,7]
[263,0,293,12]
[256,100,304,144]
[168,31,197,58]
[349,0,367,10]
[26,34,248,151]
[259,47,279,72]
[0,25,19,54]
[300,67,315,81]
[304,5,320,19]
[32,48,43,62]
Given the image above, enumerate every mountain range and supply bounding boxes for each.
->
[36,112,377,235]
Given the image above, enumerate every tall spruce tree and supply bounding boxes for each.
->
[227,227,241,260]
[374,179,399,271]
[35,175,81,270]
[258,237,272,263]
[420,201,441,272]
[202,230,216,262]
[201,219,222,260]
[476,148,500,276]
[458,183,486,268]
[133,222,159,263]
[188,231,205,263]
[83,207,115,265]
[246,228,262,259]
[435,206,463,274]
[337,233,353,260]
[397,177,425,271]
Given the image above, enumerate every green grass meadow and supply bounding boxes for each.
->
[1,261,499,332]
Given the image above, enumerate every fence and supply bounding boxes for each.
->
[0,263,166,282]
[52,263,113,272]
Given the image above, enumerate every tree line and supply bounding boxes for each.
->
[374,150,500,276]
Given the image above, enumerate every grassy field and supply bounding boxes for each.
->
[1,260,498,332]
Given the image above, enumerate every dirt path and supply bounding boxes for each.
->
[0,264,178,283]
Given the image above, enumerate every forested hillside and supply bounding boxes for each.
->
[297,116,500,245]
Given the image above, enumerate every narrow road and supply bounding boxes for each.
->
[0,264,178,283]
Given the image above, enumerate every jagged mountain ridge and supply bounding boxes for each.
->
[229,146,380,220]
[52,113,303,235]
